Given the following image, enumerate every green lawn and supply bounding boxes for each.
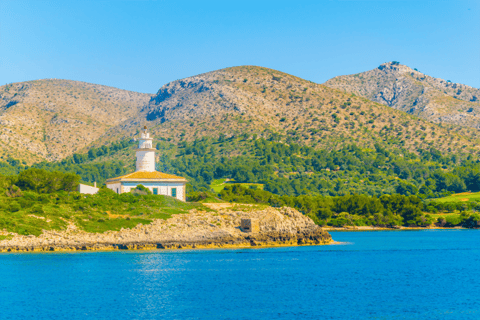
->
[432,192,480,203]
[210,178,264,193]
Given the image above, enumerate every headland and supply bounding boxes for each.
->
[0,206,332,253]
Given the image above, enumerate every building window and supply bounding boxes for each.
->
[153,188,158,195]
[171,188,177,198]
[117,188,119,194]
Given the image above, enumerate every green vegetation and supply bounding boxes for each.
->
[431,192,480,203]
[0,139,137,185]
[0,169,204,236]
[166,136,480,200]
[211,179,264,193]
[218,184,480,228]
[2,132,480,233]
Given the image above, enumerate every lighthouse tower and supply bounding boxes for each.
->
[136,126,156,172]
[105,126,187,200]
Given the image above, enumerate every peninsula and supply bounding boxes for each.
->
[0,205,332,253]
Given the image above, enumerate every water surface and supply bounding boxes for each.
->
[1,230,479,319]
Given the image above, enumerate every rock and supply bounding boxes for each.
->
[0,206,332,252]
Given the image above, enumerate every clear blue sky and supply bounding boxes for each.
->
[1,0,479,93]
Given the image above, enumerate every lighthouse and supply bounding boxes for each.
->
[105,126,188,201]
[136,126,156,172]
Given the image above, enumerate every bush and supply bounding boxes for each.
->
[5,185,22,198]
[436,217,446,227]
[131,184,151,195]
[15,169,79,193]
[31,205,44,214]
[8,202,21,212]
[463,214,480,228]
[445,215,464,227]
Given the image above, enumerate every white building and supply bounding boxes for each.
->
[106,126,187,201]
[78,182,99,195]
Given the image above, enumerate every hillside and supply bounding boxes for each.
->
[324,62,480,128]
[0,79,150,162]
[101,65,480,155]
[3,66,480,165]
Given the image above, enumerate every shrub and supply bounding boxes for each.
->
[15,169,79,193]
[8,202,21,212]
[445,215,463,227]
[131,184,151,195]
[5,185,22,198]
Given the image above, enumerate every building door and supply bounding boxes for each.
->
[171,188,177,198]
[153,188,158,195]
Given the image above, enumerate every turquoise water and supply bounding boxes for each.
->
[1,230,479,319]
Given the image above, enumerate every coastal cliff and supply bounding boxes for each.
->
[0,206,332,253]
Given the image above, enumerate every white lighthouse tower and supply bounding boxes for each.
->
[105,126,187,201]
[136,126,156,172]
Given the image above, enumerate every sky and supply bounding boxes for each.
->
[1,0,479,93]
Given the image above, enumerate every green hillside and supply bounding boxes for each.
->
[2,133,480,201]
[0,170,203,236]
[3,65,480,165]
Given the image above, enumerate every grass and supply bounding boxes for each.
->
[428,212,462,220]
[433,192,480,203]
[0,189,208,236]
[211,178,264,193]
[232,203,269,211]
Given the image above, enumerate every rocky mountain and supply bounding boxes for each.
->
[0,79,150,162]
[324,62,480,128]
[102,65,480,155]
[2,66,480,164]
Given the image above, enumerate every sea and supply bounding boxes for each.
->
[1,230,479,320]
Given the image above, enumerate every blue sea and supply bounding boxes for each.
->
[1,230,479,319]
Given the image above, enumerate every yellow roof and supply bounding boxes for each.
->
[106,171,187,182]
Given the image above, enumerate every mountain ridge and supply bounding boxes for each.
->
[324,61,480,128]
[2,65,480,164]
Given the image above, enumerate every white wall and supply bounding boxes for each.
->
[106,182,122,194]
[136,150,156,172]
[121,182,186,201]
[138,138,153,149]
[78,184,99,195]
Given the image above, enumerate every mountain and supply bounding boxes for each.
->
[2,66,480,165]
[324,62,480,128]
[104,65,480,155]
[0,79,150,162]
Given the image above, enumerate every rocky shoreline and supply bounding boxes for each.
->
[0,206,332,253]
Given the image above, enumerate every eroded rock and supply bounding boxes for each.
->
[0,206,332,253]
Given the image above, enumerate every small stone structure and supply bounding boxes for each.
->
[241,218,259,233]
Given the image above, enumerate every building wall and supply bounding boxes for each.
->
[121,182,186,201]
[106,182,122,194]
[136,150,155,172]
[78,184,99,195]
[138,138,153,149]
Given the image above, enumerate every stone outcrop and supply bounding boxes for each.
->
[0,206,332,253]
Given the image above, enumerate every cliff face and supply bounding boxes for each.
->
[0,206,332,252]
[324,62,480,128]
